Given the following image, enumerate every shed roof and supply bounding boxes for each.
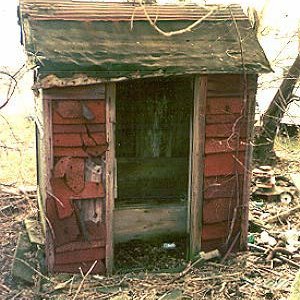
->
[20,1,248,21]
[19,1,271,86]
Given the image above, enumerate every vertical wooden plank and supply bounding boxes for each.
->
[39,92,55,272]
[189,75,207,258]
[105,83,116,274]
[240,75,257,249]
[186,111,193,236]
[35,90,52,235]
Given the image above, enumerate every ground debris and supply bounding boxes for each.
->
[252,166,298,202]
[1,161,300,299]
[11,233,37,284]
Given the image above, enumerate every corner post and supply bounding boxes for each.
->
[189,75,207,258]
[240,75,257,249]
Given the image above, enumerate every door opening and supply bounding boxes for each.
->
[114,76,193,271]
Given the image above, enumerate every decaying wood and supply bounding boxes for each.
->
[35,91,50,235]
[114,204,187,243]
[106,83,116,274]
[189,75,207,258]
[43,84,105,100]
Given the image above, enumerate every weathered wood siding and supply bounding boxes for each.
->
[39,74,256,273]
[201,74,254,252]
[44,84,108,274]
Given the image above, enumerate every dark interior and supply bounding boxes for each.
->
[115,76,193,207]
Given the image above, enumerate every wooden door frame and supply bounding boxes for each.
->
[106,76,208,269]
[105,83,116,274]
[188,75,207,258]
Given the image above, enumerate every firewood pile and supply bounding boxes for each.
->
[1,168,300,299]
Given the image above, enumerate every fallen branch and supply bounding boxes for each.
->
[221,231,241,263]
[265,204,300,223]
[168,249,220,284]
[248,243,300,268]
[72,260,98,300]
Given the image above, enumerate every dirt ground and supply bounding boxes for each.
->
[0,117,300,299]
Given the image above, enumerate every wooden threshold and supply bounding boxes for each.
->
[114,203,187,243]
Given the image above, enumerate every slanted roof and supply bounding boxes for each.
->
[19,1,271,86]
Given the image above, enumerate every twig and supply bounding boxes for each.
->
[248,243,300,268]
[47,191,65,208]
[0,65,26,110]
[169,250,220,284]
[193,272,241,282]
[72,260,98,300]
[265,204,300,223]
[221,231,241,263]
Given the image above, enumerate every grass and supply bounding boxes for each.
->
[0,114,36,186]
[262,134,300,175]
[275,135,300,153]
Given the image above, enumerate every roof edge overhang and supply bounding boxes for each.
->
[19,1,272,88]
[35,69,270,90]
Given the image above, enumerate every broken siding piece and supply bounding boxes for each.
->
[52,101,105,124]
[50,178,105,219]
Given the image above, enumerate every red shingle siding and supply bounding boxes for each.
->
[201,75,246,253]
[45,84,107,274]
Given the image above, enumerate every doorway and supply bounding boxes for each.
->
[114,76,193,271]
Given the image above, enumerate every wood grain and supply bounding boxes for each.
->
[189,75,207,258]
[105,83,115,274]
[43,84,105,100]
[114,204,187,243]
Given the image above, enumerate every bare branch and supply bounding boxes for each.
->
[0,64,26,110]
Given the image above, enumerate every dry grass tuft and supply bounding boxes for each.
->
[0,114,36,186]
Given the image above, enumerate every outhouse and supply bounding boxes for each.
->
[19,1,270,274]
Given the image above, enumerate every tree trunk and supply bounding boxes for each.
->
[254,54,300,163]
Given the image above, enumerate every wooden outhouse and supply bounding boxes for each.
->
[19,1,270,274]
